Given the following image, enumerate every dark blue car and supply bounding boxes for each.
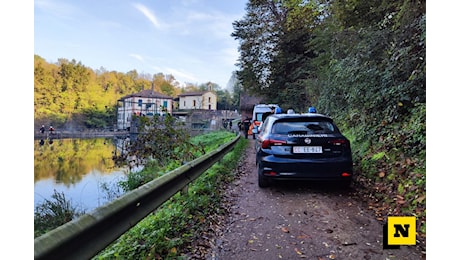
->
[254,112,353,188]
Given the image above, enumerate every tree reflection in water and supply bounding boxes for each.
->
[34,137,128,212]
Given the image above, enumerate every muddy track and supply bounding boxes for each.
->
[189,138,425,259]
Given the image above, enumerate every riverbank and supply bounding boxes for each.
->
[34,130,129,140]
[34,128,233,140]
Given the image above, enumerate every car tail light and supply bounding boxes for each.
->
[341,172,351,177]
[328,139,349,146]
[265,171,277,176]
[261,139,287,149]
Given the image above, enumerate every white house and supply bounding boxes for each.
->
[116,89,173,130]
[177,91,217,110]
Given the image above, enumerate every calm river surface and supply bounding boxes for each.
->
[34,137,129,213]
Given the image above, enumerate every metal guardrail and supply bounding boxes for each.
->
[34,135,240,260]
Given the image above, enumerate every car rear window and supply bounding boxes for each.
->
[271,120,336,134]
[255,113,264,122]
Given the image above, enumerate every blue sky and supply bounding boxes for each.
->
[34,0,248,89]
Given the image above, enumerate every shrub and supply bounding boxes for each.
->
[34,189,86,238]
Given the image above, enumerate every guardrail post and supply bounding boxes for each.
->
[181,185,189,196]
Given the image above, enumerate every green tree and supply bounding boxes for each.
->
[231,0,323,111]
[231,0,283,95]
[114,114,205,173]
[153,73,180,97]
[232,0,426,238]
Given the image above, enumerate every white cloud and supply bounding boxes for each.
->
[133,3,161,29]
[129,54,144,62]
[184,10,237,39]
[165,67,199,83]
[35,1,246,89]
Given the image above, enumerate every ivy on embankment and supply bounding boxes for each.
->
[340,103,426,241]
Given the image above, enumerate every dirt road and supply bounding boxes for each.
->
[202,138,425,260]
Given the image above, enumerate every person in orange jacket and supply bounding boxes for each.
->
[248,123,254,138]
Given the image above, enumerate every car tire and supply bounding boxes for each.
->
[258,164,270,188]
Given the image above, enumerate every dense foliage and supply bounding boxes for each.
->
[114,114,208,191]
[232,0,425,238]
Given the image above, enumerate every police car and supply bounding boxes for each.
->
[254,110,353,188]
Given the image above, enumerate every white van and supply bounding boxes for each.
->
[250,104,280,138]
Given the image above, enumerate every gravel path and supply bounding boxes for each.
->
[195,138,426,260]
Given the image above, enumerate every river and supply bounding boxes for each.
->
[34,137,130,213]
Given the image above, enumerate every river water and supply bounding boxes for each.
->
[34,137,130,213]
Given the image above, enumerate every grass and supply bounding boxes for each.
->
[94,134,248,259]
[34,189,86,238]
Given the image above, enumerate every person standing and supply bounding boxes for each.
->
[242,117,251,139]
[49,125,55,135]
[40,125,45,134]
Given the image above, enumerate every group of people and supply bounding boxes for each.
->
[38,125,56,146]
[222,119,233,130]
[238,106,317,139]
[39,125,55,135]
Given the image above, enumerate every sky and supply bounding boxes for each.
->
[34,0,249,89]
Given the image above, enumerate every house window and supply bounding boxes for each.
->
[193,100,196,107]
[208,97,211,103]
[183,101,186,107]
[163,101,168,109]
[138,99,142,107]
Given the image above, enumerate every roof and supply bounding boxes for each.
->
[254,104,279,108]
[271,113,332,121]
[119,90,173,100]
[177,91,214,97]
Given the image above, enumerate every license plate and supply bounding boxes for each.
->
[293,146,323,153]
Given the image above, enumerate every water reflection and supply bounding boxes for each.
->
[34,137,128,212]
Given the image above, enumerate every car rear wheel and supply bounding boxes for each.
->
[257,164,270,188]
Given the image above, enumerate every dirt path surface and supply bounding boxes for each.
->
[202,138,425,260]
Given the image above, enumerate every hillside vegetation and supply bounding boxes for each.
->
[232,0,425,238]
[34,56,238,130]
